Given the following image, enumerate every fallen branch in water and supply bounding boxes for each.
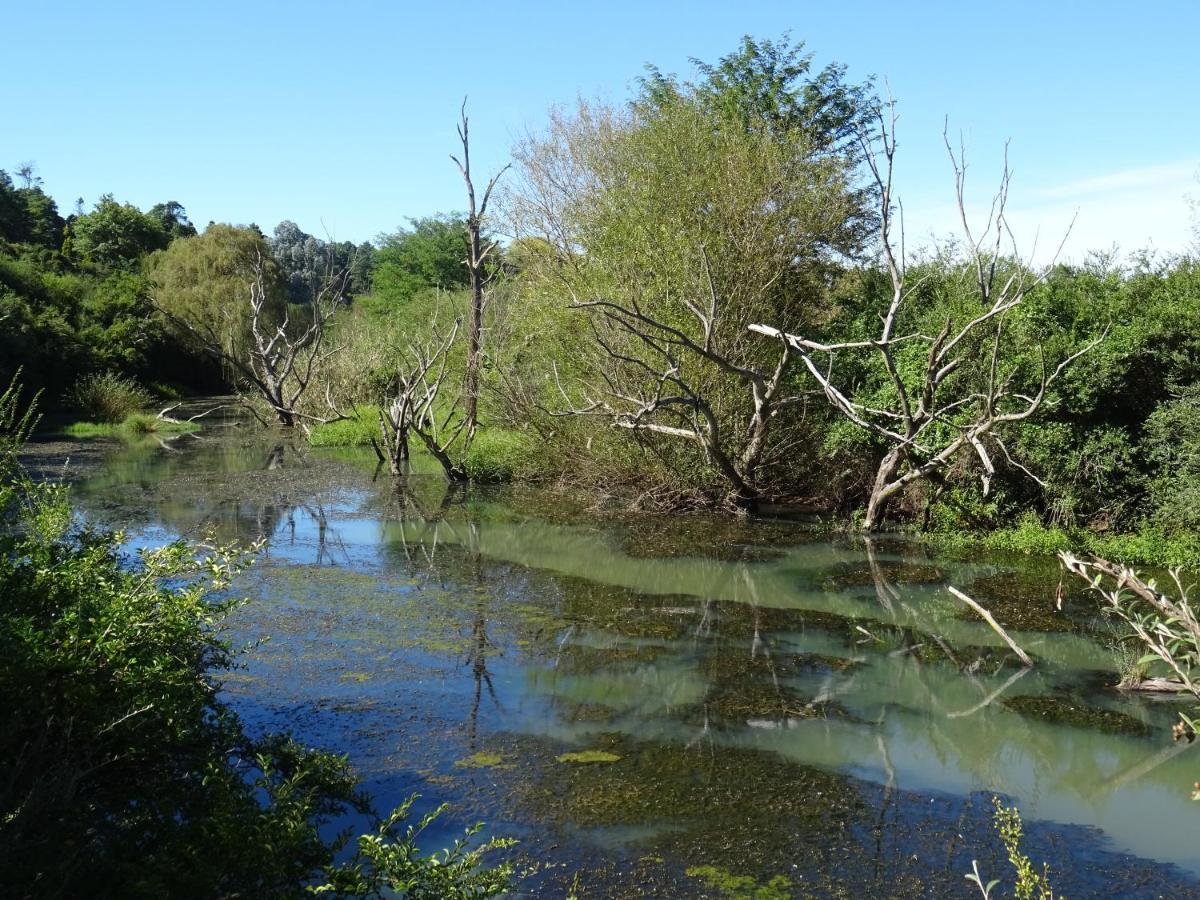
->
[1121,677,1192,693]
[948,586,1034,667]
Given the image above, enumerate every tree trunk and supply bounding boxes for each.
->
[464,223,483,433]
[863,447,904,532]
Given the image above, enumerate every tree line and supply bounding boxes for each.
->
[5,34,1200,545]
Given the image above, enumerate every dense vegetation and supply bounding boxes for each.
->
[5,35,1200,551]
[4,32,1200,895]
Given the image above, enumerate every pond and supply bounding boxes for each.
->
[36,421,1200,898]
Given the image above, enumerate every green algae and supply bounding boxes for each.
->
[455,751,512,769]
[961,569,1082,632]
[1001,695,1151,737]
[557,750,623,764]
[820,559,946,592]
[686,865,793,900]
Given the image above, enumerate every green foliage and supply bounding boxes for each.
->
[147,223,287,364]
[464,429,534,482]
[66,371,152,422]
[371,215,472,309]
[61,412,199,438]
[925,516,1200,569]
[69,194,170,269]
[308,407,382,447]
[1144,383,1200,532]
[994,797,1057,900]
[0,386,515,897]
[966,798,1058,900]
[313,796,515,899]
[0,168,65,248]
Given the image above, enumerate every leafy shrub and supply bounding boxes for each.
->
[464,429,534,482]
[65,371,152,422]
[308,407,381,447]
[315,796,515,898]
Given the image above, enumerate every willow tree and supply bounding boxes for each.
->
[506,35,876,508]
[149,225,349,428]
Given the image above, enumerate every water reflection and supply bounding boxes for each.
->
[63,430,1200,895]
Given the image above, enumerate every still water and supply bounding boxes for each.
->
[45,424,1200,897]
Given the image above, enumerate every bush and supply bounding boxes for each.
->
[308,407,381,447]
[464,429,534,482]
[65,371,152,422]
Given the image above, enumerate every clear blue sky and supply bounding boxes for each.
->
[5,0,1198,259]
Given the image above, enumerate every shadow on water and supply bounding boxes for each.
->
[62,427,1200,898]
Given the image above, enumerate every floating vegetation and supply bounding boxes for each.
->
[685,865,793,900]
[963,569,1082,632]
[455,751,512,769]
[1001,695,1151,736]
[820,559,946,592]
[556,750,623,764]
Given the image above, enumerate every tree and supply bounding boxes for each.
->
[146,224,283,367]
[507,35,874,506]
[70,195,169,268]
[451,100,510,434]
[269,222,372,305]
[0,168,65,249]
[750,109,1103,530]
[372,215,472,308]
[153,235,348,428]
[147,200,198,241]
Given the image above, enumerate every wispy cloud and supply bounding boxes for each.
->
[900,159,1199,263]
[1033,160,1199,201]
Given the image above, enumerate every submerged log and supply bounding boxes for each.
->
[1121,677,1192,694]
[948,585,1034,668]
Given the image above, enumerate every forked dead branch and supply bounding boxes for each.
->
[156,247,351,430]
[750,107,1106,530]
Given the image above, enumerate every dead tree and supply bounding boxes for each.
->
[451,99,510,436]
[750,108,1103,531]
[158,248,349,429]
[555,252,800,511]
[376,316,471,482]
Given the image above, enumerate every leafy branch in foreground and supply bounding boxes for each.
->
[314,794,516,899]
[966,797,1058,900]
[1059,552,1200,760]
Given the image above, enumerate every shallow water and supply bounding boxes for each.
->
[46,424,1200,897]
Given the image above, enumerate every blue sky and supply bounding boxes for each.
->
[5,0,1198,260]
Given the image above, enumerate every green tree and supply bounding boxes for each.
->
[147,200,198,241]
[372,215,471,307]
[146,223,287,366]
[70,194,170,268]
[506,34,874,505]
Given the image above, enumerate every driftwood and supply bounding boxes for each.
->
[948,586,1034,667]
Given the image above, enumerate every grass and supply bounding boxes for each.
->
[922,513,1200,570]
[61,413,200,439]
[307,406,380,447]
[65,372,153,423]
[464,429,534,483]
